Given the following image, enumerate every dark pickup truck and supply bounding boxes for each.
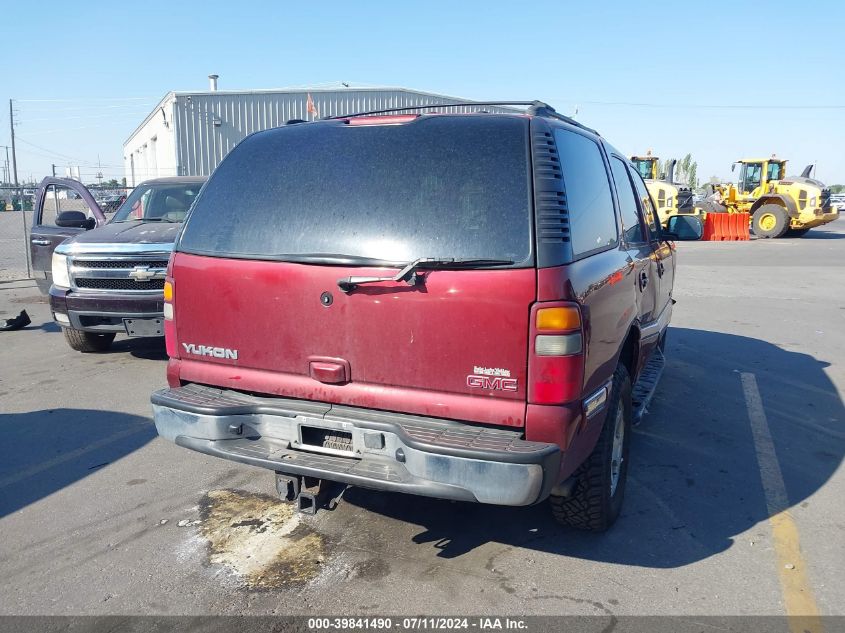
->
[30,176,206,352]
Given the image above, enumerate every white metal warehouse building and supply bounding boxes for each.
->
[123,81,514,184]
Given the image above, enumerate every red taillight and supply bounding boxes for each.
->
[529,355,583,403]
[528,302,584,405]
[163,277,177,358]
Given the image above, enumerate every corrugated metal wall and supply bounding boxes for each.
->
[172,89,518,176]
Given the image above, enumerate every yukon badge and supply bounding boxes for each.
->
[182,343,238,360]
[466,366,517,392]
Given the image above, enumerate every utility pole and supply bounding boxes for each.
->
[1,145,9,185]
[9,98,29,278]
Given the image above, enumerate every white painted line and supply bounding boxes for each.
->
[741,372,790,515]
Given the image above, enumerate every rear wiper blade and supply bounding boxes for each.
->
[337,257,514,293]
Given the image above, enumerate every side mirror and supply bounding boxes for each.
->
[56,210,95,230]
[664,215,703,241]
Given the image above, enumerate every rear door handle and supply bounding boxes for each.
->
[31,239,51,246]
[656,260,665,277]
[639,271,649,290]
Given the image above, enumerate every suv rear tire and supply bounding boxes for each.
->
[550,364,632,531]
[63,328,116,353]
[751,204,789,238]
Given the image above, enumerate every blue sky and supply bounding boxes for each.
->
[3,0,844,185]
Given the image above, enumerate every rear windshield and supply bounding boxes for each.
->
[178,116,532,264]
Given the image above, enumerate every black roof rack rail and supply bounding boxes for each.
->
[525,103,599,136]
[322,100,599,135]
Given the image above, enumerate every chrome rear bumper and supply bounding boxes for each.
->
[152,384,561,506]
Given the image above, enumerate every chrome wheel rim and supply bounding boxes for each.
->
[609,407,625,496]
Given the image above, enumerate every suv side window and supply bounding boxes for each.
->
[553,128,617,258]
[628,168,660,238]
[609,157,645,244]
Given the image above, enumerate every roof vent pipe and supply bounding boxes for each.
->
[208,74,219,91]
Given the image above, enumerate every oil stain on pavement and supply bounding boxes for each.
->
[199,489,326,589]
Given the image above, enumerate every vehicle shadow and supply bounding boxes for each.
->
[341,327,844,568]
[103,336,168,361]
[0,409,156,517]
[37,321,61,333]
[800,230,845,239]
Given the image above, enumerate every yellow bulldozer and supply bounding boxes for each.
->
[630,152,702,227]
[702,156,839,238]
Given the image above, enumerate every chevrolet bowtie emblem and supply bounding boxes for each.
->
[128,266,157,282]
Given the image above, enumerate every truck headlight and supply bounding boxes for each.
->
[809,196,817,207]
[51,253,71,288]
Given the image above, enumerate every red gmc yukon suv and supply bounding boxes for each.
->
[151,102,702,530]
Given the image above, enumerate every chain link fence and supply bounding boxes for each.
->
[0,185,134,283]
[0,187,32,282]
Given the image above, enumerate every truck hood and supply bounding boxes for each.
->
[66,220,182,246]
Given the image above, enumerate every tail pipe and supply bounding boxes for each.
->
[665,159,677,184]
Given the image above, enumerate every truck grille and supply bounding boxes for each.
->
[676,188,694,212]
[76,259,166,269]
[70,255,169,293]
[821,188,831,209]
[75,278,166,291]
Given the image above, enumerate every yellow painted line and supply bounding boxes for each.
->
[741,372,823,633]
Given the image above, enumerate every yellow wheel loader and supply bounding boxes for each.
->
[630,152,702,227]
[708,157,839,238]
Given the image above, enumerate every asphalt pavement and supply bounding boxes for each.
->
[1,222,843,620]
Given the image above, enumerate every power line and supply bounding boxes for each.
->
[20,102,158,113]
[17,120,139,135]
[16,96,159,103]
[556,99,845,110]
[15,137,123,168]
[20,110,152,123]
[16,146,123,168]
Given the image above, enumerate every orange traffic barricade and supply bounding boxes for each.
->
[702,212,750,241]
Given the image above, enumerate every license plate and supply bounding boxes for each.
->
[123,317,164,337]
[299,425,355,457]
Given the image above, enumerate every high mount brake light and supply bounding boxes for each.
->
[528,302,584,405]
[347,114,419,126]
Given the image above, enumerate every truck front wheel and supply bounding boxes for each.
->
[550,363,632,531]
[63,328,116,353]
[752,204,789,238]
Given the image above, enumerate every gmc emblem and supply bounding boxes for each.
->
[466,374,518,392]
